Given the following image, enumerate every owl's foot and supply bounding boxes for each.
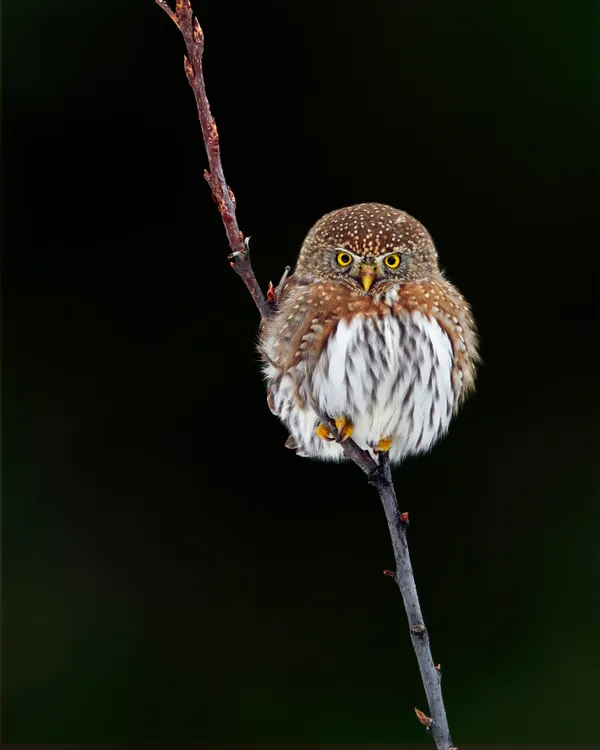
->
[334,417,354,441]
[316,417,354,442]
[373,436,394,453]
[316,423,334,441]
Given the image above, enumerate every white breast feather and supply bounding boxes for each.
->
[265,309,456,464]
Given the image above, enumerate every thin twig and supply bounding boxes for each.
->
[346,441,452,748]
[156,0,270,319]
[322,417,453,747]
[156,3,454,747]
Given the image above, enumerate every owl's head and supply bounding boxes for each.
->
[296,203,440,291]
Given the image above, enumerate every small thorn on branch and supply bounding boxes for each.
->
[414,707,433,729]
[435,663,442,673]
[274,266,290,303]
[399,511,409,525]
[266,281,276,304]
[411,623,426,638]
[209,117,219,143]
[193,16,204,44]
[184,54,194,80]
[383,569,396,578]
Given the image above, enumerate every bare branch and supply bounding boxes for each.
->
[156,0,270,320]
[156,4,455,747]
[331,431,453,749]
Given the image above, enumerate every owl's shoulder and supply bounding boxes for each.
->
[261,276,362,371]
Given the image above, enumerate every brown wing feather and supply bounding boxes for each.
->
[261,276,356,374]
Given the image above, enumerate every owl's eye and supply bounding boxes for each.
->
[384,254,401,269]
[336,252,353,267]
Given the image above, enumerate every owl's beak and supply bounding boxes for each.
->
[359,265,377,292]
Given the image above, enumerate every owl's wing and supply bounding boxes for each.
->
[263,277,345,376]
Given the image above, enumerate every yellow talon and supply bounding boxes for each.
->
[375,437,393,453]
[316,418,354,441]
[335,416,354,441]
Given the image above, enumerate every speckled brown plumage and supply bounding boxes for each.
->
[260,203,479,464]
[296,202,438,276]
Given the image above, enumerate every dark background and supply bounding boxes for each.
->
[4,0,599,743]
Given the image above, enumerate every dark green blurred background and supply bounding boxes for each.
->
[4,0,599,743]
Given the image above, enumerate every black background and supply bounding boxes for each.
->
[5,0,599,743]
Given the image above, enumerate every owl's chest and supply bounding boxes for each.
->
[302,310,456,448]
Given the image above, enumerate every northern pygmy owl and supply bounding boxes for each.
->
[260,203,478,464]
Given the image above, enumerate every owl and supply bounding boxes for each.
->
[259,203,478,465]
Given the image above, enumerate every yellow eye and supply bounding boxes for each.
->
[384,253,401,269]
[337,252,353,267]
